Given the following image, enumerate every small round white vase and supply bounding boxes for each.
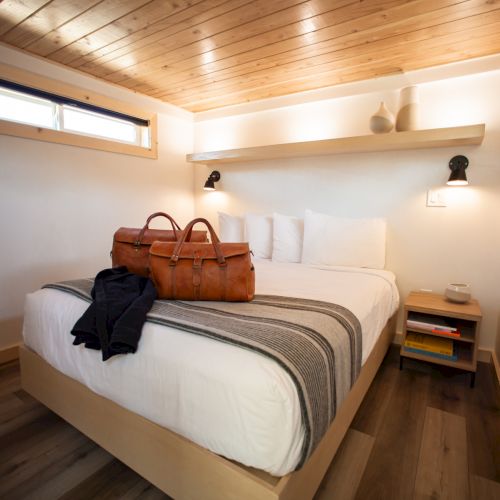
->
[369,102,394,134]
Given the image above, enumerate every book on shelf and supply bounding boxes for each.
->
[404,345,458,362]
[430,329,461,338]
[406,312,459,334]
[404,333,454,356]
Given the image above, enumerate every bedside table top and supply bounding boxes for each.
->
[405,291,482,320]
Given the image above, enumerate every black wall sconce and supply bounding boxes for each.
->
[203,170,221,191]
[447,155,469,186]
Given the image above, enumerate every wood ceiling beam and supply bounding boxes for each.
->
[25,0,152,57]
[49,0,199,65]
[53,0,234,66]
[0,0,51,37]
[2,0,103,48]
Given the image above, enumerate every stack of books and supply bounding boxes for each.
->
[406,312,461,337]
[404,332,458,361]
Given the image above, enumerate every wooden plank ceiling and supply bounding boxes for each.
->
[1,0,499,112]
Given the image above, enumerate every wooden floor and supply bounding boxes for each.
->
[1,346,499,500]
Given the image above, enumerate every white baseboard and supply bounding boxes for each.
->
[393,331,492,363]
[393,331,403,345]
[0,342,21,365]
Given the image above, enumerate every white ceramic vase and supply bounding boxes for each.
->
[369,102,394,134]
[396,86,419,131]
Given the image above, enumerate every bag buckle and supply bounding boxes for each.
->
[193,252,202,269]
[133,241,141,252]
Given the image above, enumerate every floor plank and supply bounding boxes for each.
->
[464,362,500,482]
[59,459,169,500]
[414,407,468,500]
[119,476,170,499]
[350,347,399,437]
[354,364,431,500]
[315,429,374,500]
[28,446,116,500]
[0,400,51,437]
[0,410,65,464]
[426,364,468,417]
[1,436,102,499]
[469,474,500,500]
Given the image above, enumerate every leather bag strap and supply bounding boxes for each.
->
[136,212,181,245]
[170,218,225,266]
[192,251,202,300]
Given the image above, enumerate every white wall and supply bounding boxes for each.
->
[194,69,500,351]
[0,46,195,349]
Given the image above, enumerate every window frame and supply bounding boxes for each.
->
[0,64,158,159]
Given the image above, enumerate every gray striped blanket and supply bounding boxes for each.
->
[43,278,362,469]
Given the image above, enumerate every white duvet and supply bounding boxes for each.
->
[23,260,399,476]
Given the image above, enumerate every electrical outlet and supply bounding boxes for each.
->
[426,189,447,207]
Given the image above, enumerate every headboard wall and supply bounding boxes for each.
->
[193,69,500,352]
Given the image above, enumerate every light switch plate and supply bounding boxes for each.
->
[426,189,447,207]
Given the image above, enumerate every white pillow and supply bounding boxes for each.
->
[302,209,386,269]
[244,213,273,259]
[218,212,244,242]
[272,213,304,263]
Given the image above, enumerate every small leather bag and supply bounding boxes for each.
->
[111,212,207,277]
[149,217,255,301]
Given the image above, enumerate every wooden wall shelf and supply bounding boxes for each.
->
[187,124,485,165]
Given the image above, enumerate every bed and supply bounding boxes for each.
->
[20,259,399,499]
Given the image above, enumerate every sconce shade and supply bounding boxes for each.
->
[203,178,215,190]
[447,155,469,186]
[203,170,221,191]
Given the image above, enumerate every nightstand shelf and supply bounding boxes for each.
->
[400,345,472,370]
[400,291,482,387]
[404,325,475,343]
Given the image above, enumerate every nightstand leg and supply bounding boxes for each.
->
[399,356,403,370]
[470,372,475,388]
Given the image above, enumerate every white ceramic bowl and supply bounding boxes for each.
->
[445,283,471,303]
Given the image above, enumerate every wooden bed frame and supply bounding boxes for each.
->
[20,313,396,500]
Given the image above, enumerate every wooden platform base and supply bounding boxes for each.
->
[20,314,396,500]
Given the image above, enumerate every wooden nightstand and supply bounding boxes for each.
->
[400,291,482,387]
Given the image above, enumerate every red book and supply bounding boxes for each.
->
[432,329,461,337]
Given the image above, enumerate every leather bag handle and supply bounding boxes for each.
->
[170,218,225,266]
[136,212,181,245]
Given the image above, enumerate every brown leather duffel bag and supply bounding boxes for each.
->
[111,212,207,277]
[149,217,255,301]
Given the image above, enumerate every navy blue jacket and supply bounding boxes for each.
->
[72,266,157,361]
